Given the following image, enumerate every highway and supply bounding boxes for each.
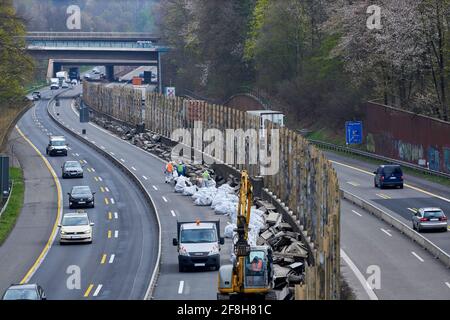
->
[53,85,450,300]
[3,84,449,300]
[9,88,158,299]
[325,152,450,254]
[48,87,233,300]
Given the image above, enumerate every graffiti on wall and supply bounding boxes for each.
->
[428,146,440,171]
[396,140,424,164]
[443,148,450,173]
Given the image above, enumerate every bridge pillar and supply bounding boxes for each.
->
[105,65,115,82]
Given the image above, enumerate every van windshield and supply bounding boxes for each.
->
[181,229,217,243]
[51,141,65,146]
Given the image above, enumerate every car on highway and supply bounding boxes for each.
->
[61,81,70,88]
[46,136,68,156]
[68,186,95,209]
[173,220,224,272]
[374,164,404,189]
[2,284,46,300]
[412,207,448,232]
[62,161,84,179]
[71,79,78,86]
[31,91,41,101]
[59,212,94,244]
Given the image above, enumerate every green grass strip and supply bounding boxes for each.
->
[0,168,25,246]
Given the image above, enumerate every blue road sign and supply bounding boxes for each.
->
[345,121,363,145]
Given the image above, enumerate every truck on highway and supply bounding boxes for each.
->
[173,220,224,272]
[56,71,68,85]
[246,110,285,137]
[50,78,59,90]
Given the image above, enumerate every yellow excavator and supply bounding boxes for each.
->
[217,170,274,300]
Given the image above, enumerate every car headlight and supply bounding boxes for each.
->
[60,230,67,235]
[83,230,91,234]
[209,244,219,255]
[179,246,189,256]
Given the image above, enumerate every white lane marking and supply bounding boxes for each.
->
[91,140,96,144]
[347,181,360,187]
[121,158,125,163]
[105,187,110,192]
[178,281,184,294]
[109,254,115,264]
[152,185,158,191]
[114,212,118,219]
[162,196,168,203]
[131,166,137,171]
[98,177,103,182]
[407,208,418,213]
[142,175,148,180]
[380,228,392,237]
[445,282,450,289]
[340,249,378,300]
[110,152,115,156]
[110,198,115,204]
[75,153,80,157]
[376,193,391,200]
[114,230,119,238]
[93,284,103,297]
[171,210,176,217]
[331,160,450,203]
[91,168,96,172]
[411,251,424,262]
[352,210,362,217]
[101,146,106,150]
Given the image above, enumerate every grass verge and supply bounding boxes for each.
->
[0,168,25,245]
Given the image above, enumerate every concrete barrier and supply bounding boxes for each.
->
[46,100,162,300]
[341,189,450,268]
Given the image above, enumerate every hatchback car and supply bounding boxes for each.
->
[2,284,46,300]
[62,161,84,179]
[59,212,94,244]
[412,208,448,232]
[374,164,404,189]
[68,186,95,209]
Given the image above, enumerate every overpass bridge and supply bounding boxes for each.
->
[25,32,169,92]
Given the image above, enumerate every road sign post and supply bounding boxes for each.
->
[345,121,363,145]
[165,87,176,98]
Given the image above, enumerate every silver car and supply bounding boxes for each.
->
[412,208,448,232]
[62,161,83,179]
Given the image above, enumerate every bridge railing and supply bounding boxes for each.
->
[26,32,160,41]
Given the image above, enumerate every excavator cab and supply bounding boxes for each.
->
[217,170,274,300]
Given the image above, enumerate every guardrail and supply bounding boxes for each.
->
[309,139,450,179]
[46,99,162,300]
[341,189,450,268]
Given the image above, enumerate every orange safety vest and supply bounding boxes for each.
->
[166,162,174,173]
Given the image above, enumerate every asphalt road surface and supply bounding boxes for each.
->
[49,88,233,300]
[9,89,158,300]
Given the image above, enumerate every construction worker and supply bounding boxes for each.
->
[177,161,185,177]
[165,161,174,183]
[201,170,211,187]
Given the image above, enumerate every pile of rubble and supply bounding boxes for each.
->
[254,199,307,299]
[90,113,307,300]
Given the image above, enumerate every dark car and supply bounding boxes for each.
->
[32,91,41,101]
[62,161,84,179]
[2,284,46,300]
[374,164,404,189]
[68,186,95,209]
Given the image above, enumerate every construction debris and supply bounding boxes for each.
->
[89,111,307,300]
